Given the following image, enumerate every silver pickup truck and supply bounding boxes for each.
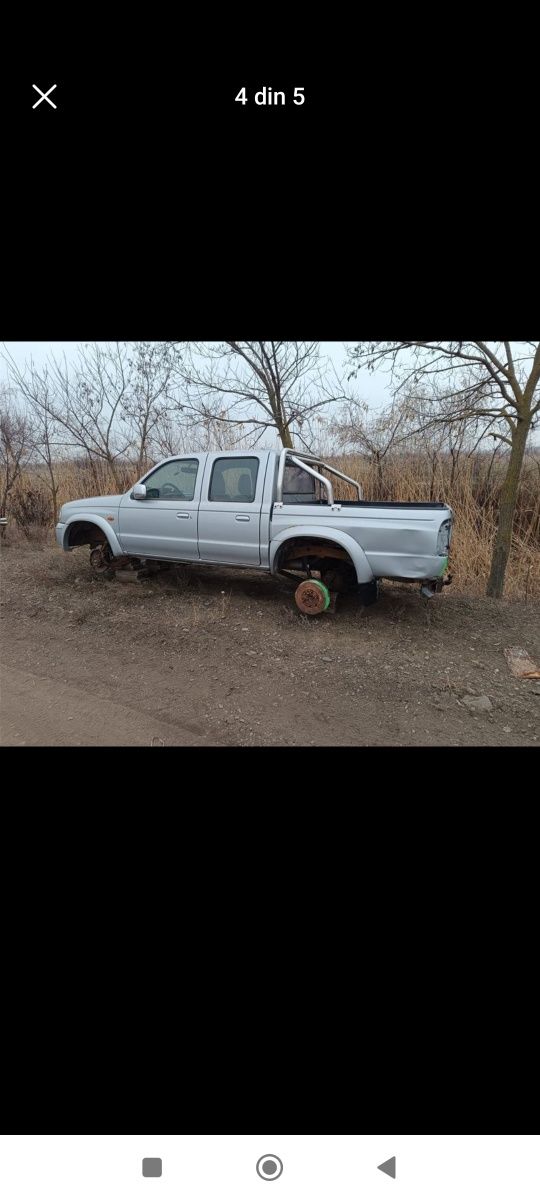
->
[56,448,453,614]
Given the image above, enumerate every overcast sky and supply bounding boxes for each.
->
[1,341,392,412]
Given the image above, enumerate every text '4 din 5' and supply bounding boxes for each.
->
[235,87,305,105]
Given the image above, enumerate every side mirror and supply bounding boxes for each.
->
[132,483,147,500]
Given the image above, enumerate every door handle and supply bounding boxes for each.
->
[176,512,190,519]
[235,514,250,522]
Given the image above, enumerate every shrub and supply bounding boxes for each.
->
[10,485,52,536]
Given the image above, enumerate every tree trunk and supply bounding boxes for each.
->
[45,458,59,525]
[429,452,438,501]
[375,452,384,498]
[269,383,293,449]
[485,445,499,491]
[51,485,59,527]
[277,422,293,449]
[87,456,100,492]
[486,418,530,598]
[107,456,123,491]
[450,450,457,488]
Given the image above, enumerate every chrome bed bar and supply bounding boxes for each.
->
[275,448,363,506]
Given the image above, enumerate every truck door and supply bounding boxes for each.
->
[198,454,263,565]
[118,456,204,560]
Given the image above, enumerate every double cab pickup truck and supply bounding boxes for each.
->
[56,448,453,614]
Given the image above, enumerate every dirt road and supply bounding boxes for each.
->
[1,662,216,746]
[1,540,539,746]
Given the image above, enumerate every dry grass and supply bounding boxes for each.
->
[2,450,540,600]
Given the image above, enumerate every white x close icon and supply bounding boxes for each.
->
[32,83,57,109]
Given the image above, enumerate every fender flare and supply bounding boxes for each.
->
[269,525,373,584]
[62,514,123,557]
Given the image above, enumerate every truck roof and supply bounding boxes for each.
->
[163,449,275,458]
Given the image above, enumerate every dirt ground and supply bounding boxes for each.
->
[1,538,539,746]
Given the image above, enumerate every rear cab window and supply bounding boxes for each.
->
[283,463,317,503]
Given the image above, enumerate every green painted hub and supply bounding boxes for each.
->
[438,556,449,576]
[311,579,331,610]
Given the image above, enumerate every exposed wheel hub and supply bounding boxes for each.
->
[295,578,331,615]
[90,544,113,573]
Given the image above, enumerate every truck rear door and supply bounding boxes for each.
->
[197,454,264,565]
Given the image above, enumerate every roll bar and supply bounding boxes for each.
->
[275,448,363,506]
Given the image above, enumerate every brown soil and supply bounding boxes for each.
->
[1,538,539,746]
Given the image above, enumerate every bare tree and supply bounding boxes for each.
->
[335,400,407,496]
[346,342,540,597]
[27,401,63,526]
[2,369,66,525]
[150,411,187,459]
[150,410,252,459]
[48,343,134,488]
[118,342,177,474]
[3,342,179,490]
[0,388,34,523]
[395,389,492,499]
[447,417,469,487]
[4,344,131,488]
[171,342,340,449]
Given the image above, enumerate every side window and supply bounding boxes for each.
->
[209,457,259,503]
[144,459,199,500]
[283,464,316,503]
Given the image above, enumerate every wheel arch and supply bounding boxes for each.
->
[62,515,123,556]
[269,526,373,584]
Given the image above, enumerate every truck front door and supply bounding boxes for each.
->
[118,456,204,560]
[197,455,264,565]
